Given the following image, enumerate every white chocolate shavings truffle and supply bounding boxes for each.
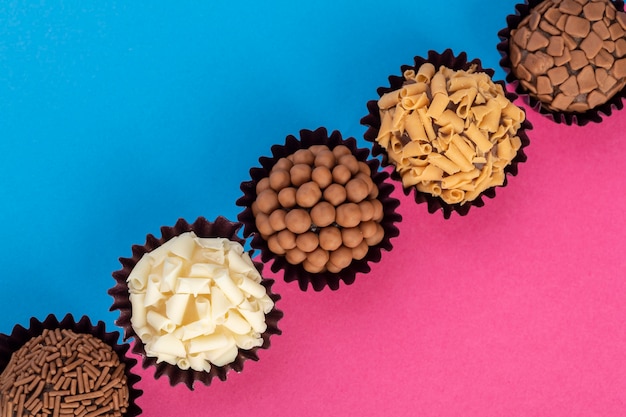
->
[127,231,274,372]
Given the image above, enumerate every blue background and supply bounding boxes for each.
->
[0,0,514,334]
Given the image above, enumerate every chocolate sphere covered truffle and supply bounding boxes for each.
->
[251,144,386,274]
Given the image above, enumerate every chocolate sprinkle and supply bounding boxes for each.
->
[0,329,129,417]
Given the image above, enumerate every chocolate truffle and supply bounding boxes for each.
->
[238,128,402,291]
[370,62,526,206]
[509,0,626,113]
[0,329,130,417]
[109,217,284,389]
[250,143,387,274]
[362,50,531,218]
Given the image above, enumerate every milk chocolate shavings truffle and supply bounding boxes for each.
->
[373,63,526,206]
[509,0,626,113]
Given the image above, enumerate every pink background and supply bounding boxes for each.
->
[130,107,626,416]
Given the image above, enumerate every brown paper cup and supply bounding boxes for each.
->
[361,48,532,219]
[0,313,143,417]
[497,0,626,126]
[237,127,402,291]
[108,216,283,390]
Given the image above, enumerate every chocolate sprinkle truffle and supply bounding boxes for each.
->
[0,329,129,417]
[0,315,141,417]
[509,0,626,113]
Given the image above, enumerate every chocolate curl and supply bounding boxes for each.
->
[361,49,532,219]
[108,216,283,390]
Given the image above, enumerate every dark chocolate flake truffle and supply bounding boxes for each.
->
[509,0,626,113]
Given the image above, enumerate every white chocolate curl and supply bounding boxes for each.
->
[127,231,274,372]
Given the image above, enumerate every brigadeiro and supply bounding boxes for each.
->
[361,49,532,218]
[237,127,401,291]
[108,216,283,390]
[0,314,142,417]
[498,0,626,125]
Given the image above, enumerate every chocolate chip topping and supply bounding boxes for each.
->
[509,0,626,113]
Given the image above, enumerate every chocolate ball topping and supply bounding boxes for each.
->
[253,144,385,273]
